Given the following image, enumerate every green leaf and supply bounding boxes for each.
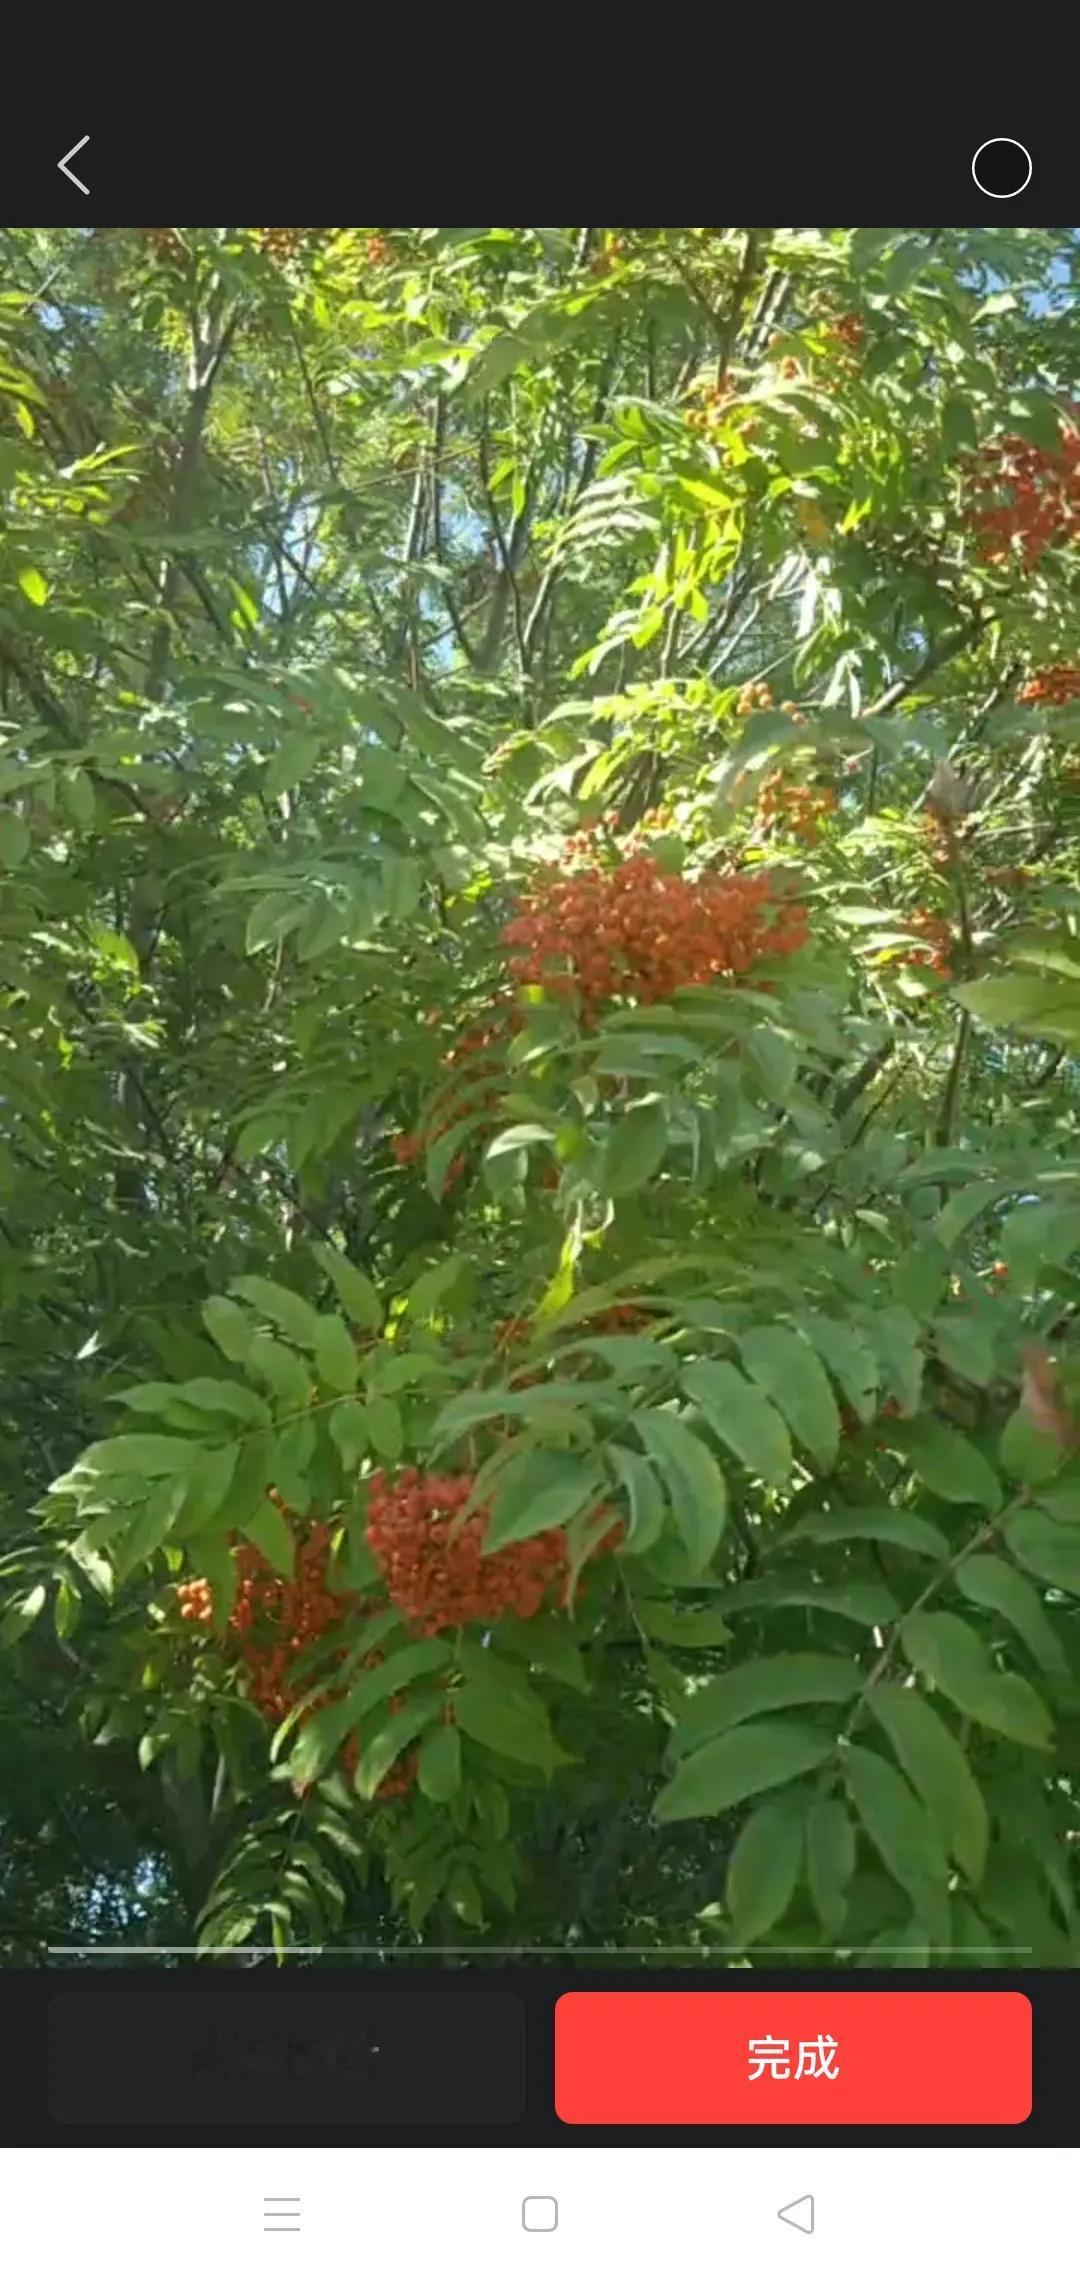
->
[895,1418,1003,1511]
[486,1123,556,1160]
[0,1582,47,1646]
[245,892,306,956]
[739,1325,840,1469]
[283,1640,451,1785]
[635,1411,727,1572]
[417,1721,462,1801]
[1006,1509,1080,1595]
[890,1240,948,1322]
[111,1481,184,1582]
[720,1578,897,1628]
[901,1611,1052,1749]
[844,1744,951,1926]
[682,1359,792,1489]
[178,1439,242,1532]
[636,1601,733,1648]
[795,1314,879,1422]
[452,1674,565,1769]
[953,973,1080,1048]
[0,810,31,869]
[1000,1202,1080,1296]
[851,227,899,273]
[485,1449,603,1552]
[354,1696,442,1800]
[956,1554,1068,1676]
[932,1178,1010,1250]
[329,1401,369,1471]
[602,1100,669,1195]
[18,566,49,607]
[262,1417,312,1512]
[998,1406,1067,1488]
[933,1309,998,1389]
[229,1274,325,1351]
[498,1613,589,1690]
[59,768,95,828]
[794,1508,950,1560]
[654,1719,835,1822]
[313,1243,383,1331]
[77,1435,206,1480]
[880,239,933,294]
[805,1798,856,1936]
[403,1254,470,1321]
[241,1497,296,1579]
[607,1443,666,1553]
[202,1296,256,1365]
[53,1574,81,1639]
[365,1394,403,1463]
[673,1652,861,1755]
[312,1314,359,1395]
[869,1684,988,1884]
[90,924,139,974]
[745,1028,797,1104]
[139,1377,269,1428]
[942,394,977,458]
[859,1305,923,1415]
[1030,1466,1080,1523]
[726,1791,807,1944]
[245,1334,312,1414]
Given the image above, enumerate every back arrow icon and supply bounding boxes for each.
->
[778,2195,815,2235]
[58,136,89,194]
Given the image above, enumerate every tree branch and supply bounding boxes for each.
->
[145,292,241,702]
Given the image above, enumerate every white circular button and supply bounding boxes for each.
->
[971,138,1033,197]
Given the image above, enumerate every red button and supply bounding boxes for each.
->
[555,1992,1031,2125]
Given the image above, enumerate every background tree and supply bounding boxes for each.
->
[2,225,1080,1965]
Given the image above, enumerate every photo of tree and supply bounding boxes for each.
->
[1,226,1078,1965]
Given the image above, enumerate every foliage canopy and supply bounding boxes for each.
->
[2,224,1080,1964]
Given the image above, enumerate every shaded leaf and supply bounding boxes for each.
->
[727,1791,807,1944]
[844,1743,951,1927]
[869,1683,988,1883]
[901,1611,1052,1749]
[739,1325,840,1469]
[682,1359,792,1489]
[635,1410,727,1572]
[673,1652,860,1755]
[654,1719,834,1822]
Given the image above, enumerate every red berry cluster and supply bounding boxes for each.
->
[828,313,863,351]
[904,910,953,978]
[582,1303,652,1335]
[502,845,808,1018]
[686,381,736,432]
[1020,664,1080,705]
[142,229,190,268]
[921,814,955,871]
[254,227,309,262]
[366,1468,617,1634]
[766,338,802,380]
[966,417,1080,565]
[176,1506,414,1800]
[758,774,836,844]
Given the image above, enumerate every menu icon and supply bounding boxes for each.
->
[263,2196,302,2234]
